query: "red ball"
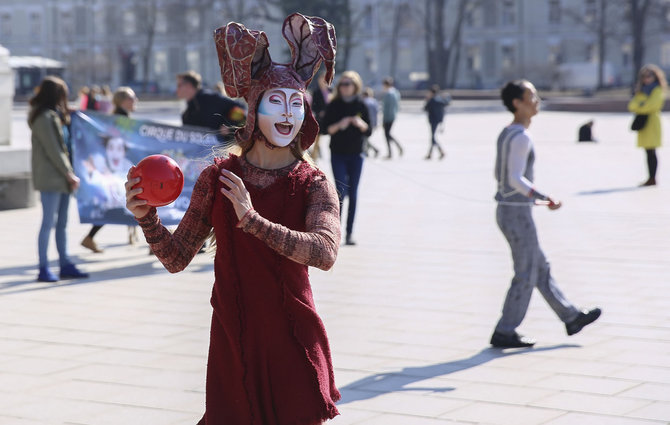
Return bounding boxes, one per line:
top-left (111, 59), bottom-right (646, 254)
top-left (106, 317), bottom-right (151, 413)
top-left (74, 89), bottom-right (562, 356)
top-left (131, 155), bottom-right (184, 207)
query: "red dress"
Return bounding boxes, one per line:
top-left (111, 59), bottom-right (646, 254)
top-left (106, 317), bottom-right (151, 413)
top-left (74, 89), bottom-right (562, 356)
top-left (138, 155), bottom-right (341, 425)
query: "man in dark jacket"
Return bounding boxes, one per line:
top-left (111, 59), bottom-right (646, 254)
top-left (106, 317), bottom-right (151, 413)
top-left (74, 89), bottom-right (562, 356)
top-left (423, 85), bottom-right (450, 159)
top-left (176, 70), bottom-right (246, 143)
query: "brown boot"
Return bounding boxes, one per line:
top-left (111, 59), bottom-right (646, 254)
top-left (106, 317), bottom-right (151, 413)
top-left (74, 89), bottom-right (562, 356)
top-left (81, 236), bottom-right (103, 253)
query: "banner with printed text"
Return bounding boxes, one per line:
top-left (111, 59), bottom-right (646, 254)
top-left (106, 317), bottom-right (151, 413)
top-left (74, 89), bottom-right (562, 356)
top-left (71, 111), bottom-right (219, 225)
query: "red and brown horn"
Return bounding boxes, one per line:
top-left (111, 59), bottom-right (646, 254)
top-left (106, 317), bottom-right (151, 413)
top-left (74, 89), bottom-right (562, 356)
top-left (213, 22), bottom-right (272, 99)
top-left (282, 13), bottom-right (337, 87)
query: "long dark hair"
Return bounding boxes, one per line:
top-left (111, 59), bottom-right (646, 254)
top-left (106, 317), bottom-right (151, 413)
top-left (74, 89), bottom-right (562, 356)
top-left (28, 76), bottom-right (70, 125)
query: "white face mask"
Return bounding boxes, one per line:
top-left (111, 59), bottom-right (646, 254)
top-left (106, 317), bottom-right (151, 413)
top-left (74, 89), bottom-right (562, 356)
top-left (257, 88), bottom-right (305, 147)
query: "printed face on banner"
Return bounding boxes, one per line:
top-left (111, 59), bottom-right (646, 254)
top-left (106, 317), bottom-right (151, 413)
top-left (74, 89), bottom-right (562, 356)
top-left (257, 88), bottom-right (305, 147)
top-left (105, 137), bottom-right (127, 173)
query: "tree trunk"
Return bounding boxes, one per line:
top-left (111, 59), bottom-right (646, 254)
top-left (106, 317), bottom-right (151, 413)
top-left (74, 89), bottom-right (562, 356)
top-left (434, 0), bottom-right (448, 88)
top-left (448, 0), bottom-right (470, 88)
top-left (142, 0), bottom-right (157, 92)
top-left (597, 0), bottom-right (606, 89)
top-left (425, 0), bottom-right (436, 85)
top-left (341, 0), bottom-right (352, 71)
top-left (631, 0), bottom-right (650, 85)
top-left (390, 2), bottom-right (402, 81)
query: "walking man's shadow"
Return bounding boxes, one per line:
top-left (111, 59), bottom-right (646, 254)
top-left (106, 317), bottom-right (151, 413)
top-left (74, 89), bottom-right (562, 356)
top-left (338, 344), bottom-right (579, 405)
top-left (576, 186), bottom-right (640, 196)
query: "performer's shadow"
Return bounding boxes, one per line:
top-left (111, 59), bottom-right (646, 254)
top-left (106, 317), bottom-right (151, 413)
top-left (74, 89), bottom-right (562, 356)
top-left (575, 186), bottom-right (640, 196)
top-left (337, 344), bottom-right (578, 405)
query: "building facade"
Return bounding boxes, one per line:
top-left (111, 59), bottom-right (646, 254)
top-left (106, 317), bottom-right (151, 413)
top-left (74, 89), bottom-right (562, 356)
top-left (347, 0), bottom-right (670, 90)
top-left (2, 0), bottom-right (670, 94)
top-left (0, 0), bottom-right (280, 95)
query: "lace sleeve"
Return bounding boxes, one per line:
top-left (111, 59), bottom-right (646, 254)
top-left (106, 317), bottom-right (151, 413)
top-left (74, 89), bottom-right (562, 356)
top-left (238, 174), bottom-right (341, 271)
top-left (137, 164), bottom-right (217, 273)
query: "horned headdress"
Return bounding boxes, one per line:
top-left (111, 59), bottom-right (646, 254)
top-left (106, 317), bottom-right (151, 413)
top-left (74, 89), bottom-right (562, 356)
top-left (213, 13), bottom-right (337, 150)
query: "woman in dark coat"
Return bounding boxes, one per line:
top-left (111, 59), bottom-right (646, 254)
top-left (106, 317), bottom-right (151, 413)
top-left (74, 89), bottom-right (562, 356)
top-left (322, 70), bottom-right (371, 246)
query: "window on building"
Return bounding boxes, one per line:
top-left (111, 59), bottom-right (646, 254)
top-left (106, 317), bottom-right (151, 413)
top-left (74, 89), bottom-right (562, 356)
top-left (548, 43), bottom-right (563, 64)
top-left (397, 4), bottom-right (412, 33)
top-left (585, 0), bottom-right (597, 24)
top-left (0, 13), bottom-right (11, 38)
top-left (398, 44), bottom-right (412, 74)
top-left (187, 50), bottom-right (200, 72)
top-left (365, 49), bottom-right (378, 73)
top-left (622, 44), bottom-right (631, 67)
top-left (94, 9), bottom-right (105, 35)
top-left (123, 10), bottom-right (136, 36)
top-left (548, 0), bottom-right (561, 24)
top-left (586, 43), bottom-right (596, 62)
top-left (169, 47), bottom-right (181, 75)
top-left (501, 0), bottom-right (516, 26)
top-left (484, 0), bottom-right (497, 27)
top-left (61, 10), bottom-right (74, 37)
top-left (186, 9), bottom-right (200, 32)
top-left (30, 12), bottom-right (41, 39)
top-left (156, 10), bottom-right (168, 33)
top-left (75, 6), bottom-right (86, 36)
top-left (466, 6), bottom-right (482, 27)
top-left (467, 46), bottom-right (481, 71)
top-left (661, 42), bottom-right (670, 68)
top-left (154, 50), bottom-right (168, 77)
top-left (501, 45), bottom-right (515, 69)
top-left (363, 5), bottom-right (373, 34)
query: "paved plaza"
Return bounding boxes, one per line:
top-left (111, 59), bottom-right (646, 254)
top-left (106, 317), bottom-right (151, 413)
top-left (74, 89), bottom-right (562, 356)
top-left (1, 101), bottom-right (669, 424)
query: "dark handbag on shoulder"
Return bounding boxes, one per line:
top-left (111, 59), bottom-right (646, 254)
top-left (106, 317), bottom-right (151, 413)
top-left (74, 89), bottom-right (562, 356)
top-left (631, 114), bottom-right (648, 131)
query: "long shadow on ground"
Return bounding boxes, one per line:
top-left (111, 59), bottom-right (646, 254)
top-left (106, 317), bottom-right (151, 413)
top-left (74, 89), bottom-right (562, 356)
top-left (575, 186), bottom-right (641, 196)
top-left (338, 344), bottom-right (579, 405)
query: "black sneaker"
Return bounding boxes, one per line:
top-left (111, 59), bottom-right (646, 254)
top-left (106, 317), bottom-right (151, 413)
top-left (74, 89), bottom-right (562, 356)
top-left (490, 331), bottom-right (536, 348)
top-left (566, 308), bottom-right (602, 336)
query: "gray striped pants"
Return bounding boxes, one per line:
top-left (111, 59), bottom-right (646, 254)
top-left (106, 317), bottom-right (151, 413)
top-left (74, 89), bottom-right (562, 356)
top-left (494, 204), bottom-right (580, 335)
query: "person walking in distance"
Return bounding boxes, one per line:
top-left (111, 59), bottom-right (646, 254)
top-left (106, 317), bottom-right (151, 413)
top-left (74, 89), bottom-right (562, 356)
top-left (322, 71), bottom-right (371, 246)
top-left (381, 77), bottom-right (403, 159)
top-left (29, 76), bottom-right (89, 282)
top-left (490, 79), bottom-right (601, 348)
top-left (423, 85), bottom-right (449, 160)
top-left (176, 70), bottom-right (246, 144)
top-left (628, 64), bottom-right (666, 186)
top-left (362, 87), bottom-right (380, 158)
top-left (309, 71), bottom-right (332, 161)
top-left (125, 14), bottom-right (341, 424)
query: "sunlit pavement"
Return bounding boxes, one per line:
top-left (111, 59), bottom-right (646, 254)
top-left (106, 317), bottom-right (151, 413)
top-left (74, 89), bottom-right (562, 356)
top-left (1, 102), bottom-right (669, 424)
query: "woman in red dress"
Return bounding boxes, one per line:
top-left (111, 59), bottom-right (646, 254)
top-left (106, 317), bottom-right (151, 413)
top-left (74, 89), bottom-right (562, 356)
top-left (124, 14), bottom-right (340, 425)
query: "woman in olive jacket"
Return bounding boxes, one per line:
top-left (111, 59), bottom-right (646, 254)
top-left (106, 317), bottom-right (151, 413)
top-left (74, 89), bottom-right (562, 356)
top-left (29, 76), bottom-right (89, 282)
top-left (628, 64), bottom-right (666, 186)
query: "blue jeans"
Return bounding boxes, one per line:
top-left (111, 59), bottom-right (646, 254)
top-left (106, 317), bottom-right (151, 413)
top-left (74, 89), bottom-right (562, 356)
top-left (331, 153), bottom-right (364, 237)
top-left (38, 191), bottom-right (72, 268)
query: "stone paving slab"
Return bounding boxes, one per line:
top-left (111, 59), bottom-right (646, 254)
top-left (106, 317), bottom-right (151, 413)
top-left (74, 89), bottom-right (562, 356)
top-left (1, 104), bottom-right (669, 424)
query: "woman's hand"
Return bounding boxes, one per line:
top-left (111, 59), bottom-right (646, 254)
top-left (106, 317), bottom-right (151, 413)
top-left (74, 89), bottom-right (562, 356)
top-left (352, 116), bottom-right (368, 132)
top-left (124, 167), bottom-right (151, 219)
top-left (66, 172), bottom-right (80, 191)
top-left (219, 169), bottom-right (254, 220)
top-left (338, 116), bottom-right (352, 131)
top-left (328, 117), bottom-right (352, 135)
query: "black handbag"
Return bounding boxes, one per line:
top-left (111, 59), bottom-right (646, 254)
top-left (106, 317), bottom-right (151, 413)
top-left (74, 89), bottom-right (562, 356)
top-left (631, 114), bottom-right (648, 131)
